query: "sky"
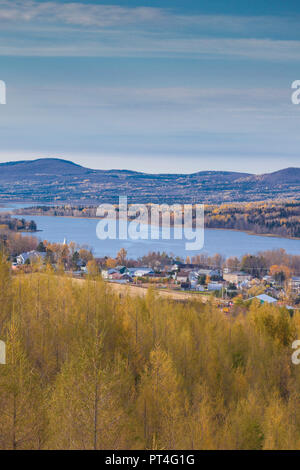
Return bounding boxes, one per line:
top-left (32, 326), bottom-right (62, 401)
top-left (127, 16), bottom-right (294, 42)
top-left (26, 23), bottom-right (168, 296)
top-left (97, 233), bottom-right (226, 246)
top-left (0, 0), bottom-right (300, 174)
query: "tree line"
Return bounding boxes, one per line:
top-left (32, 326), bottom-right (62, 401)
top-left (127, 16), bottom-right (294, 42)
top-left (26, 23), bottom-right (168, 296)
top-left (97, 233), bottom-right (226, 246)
top-left (205, 201), bottom-right (300, 238)
top-left (0, 215), bottom-right (37, 233)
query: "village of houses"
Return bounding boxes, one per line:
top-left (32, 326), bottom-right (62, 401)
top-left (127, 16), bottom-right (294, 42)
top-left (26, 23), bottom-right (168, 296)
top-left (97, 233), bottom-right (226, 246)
top-left (101, 262), bottom-right (300, 311)
top-left (12, 245), bottom-right (300, 313)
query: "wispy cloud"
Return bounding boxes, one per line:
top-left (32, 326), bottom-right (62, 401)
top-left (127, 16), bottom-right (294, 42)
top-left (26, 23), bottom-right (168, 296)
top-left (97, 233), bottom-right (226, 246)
top-left (0, 1), bottom-right (299, 36)
top-left (1, 35), bottom-right (300, 61)
top-left (17, 85), bottom-right (290, 108)
top-left (0, 1), bottom-right (299, 60)
top-left (0, 1), bottom-right (165, 27)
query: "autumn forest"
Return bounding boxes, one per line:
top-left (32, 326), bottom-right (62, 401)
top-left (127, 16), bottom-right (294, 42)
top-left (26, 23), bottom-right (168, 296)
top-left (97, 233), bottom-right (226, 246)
top-left (1, 254), bottom-right (300, 450)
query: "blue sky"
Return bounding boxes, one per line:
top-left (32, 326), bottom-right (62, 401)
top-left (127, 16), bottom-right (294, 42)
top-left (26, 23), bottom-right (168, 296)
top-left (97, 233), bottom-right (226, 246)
top-left (0, 0), bottom-right (300, 173)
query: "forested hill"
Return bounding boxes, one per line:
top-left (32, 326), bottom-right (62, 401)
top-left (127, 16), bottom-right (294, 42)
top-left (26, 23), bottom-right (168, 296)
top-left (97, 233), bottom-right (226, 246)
top-left (0, 158), bottom-right (299, 204)
top-left (0, 265), bottom-right (299, 449)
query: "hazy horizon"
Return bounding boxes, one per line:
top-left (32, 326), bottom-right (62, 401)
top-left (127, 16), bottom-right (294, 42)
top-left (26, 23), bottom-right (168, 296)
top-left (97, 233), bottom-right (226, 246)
top-left (0, 155), bottom-right (299, 176)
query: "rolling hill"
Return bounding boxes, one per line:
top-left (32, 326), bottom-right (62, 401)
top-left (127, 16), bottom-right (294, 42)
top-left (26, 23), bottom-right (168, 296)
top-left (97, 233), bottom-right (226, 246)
top-left (0, 158), bottom-right (299, 204)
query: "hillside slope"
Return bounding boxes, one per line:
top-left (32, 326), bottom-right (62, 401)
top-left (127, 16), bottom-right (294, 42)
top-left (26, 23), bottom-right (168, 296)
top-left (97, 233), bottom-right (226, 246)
top-left (0, 158), bottom-right (299, 203)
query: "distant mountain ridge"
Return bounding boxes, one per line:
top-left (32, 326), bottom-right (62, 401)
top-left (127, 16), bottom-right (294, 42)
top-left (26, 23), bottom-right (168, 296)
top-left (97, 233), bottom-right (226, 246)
top-left (0, 158), bottom-right (299, 204)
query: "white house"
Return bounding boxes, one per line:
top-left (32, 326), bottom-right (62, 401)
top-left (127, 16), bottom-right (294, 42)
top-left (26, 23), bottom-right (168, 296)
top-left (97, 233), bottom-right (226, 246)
top-left (251, 294), bottom-right (278, 304)
top-left (132, 268), bottom-right (154, 277)
top-left (223, 271), bottom-right (252, 284)
top-left (207, 282), bottom-right (223, 291)
top-left (17, 251), bottom-right (47, 265)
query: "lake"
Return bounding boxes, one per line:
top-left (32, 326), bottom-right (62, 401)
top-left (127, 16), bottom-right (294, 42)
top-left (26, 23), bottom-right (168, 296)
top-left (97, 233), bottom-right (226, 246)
top-left (7, 212), bottom-right (300, 259)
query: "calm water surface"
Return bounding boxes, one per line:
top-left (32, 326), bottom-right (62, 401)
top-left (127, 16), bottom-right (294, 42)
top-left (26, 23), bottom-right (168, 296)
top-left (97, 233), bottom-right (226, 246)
top-left (9, 213), bottom-right (300, 258)
top-left (1, 203), bottom-right (299, 258)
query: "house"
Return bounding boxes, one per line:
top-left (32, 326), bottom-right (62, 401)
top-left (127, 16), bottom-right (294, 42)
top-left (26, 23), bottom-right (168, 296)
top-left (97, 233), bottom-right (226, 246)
top-left (263, 275), bottom-right (275, 285)
top-left (290, 277), bottom-right (300, 294)
top-left (196, 268), bottom-right (221, 279)
top-left (101, 268), bottom-right (118, 279)
top-left (251, 294), bottom-right (278, 305)
top-left (223, 271), bottom-right (251, 284)
top-left (16, 251), bottom-right (47, 265)
top-left (176, 270), bottom-right (191, 283)
top-left (120, 273), bottom-right (133, 283)
top-left (207, 282), bottom-right (223, 291)
top-left (171, 261), bottom-right (185, 271)
top-left (110, 272), bottom-right (123, 280)
top-left (189, 272), bottom-right (199, 288)
top-left (239, 280), bottom-right (251, 289)
top-left (132, 268), bottom-right (154, 277)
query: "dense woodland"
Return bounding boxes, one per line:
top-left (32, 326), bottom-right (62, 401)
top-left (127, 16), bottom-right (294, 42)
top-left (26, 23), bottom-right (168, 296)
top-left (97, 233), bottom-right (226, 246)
top-left (15, 200), bottom-right (300, 239)
top-left (205, 201), bottom-right (300, 238)
top-left (1, 255), bottom-right (300, 450)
